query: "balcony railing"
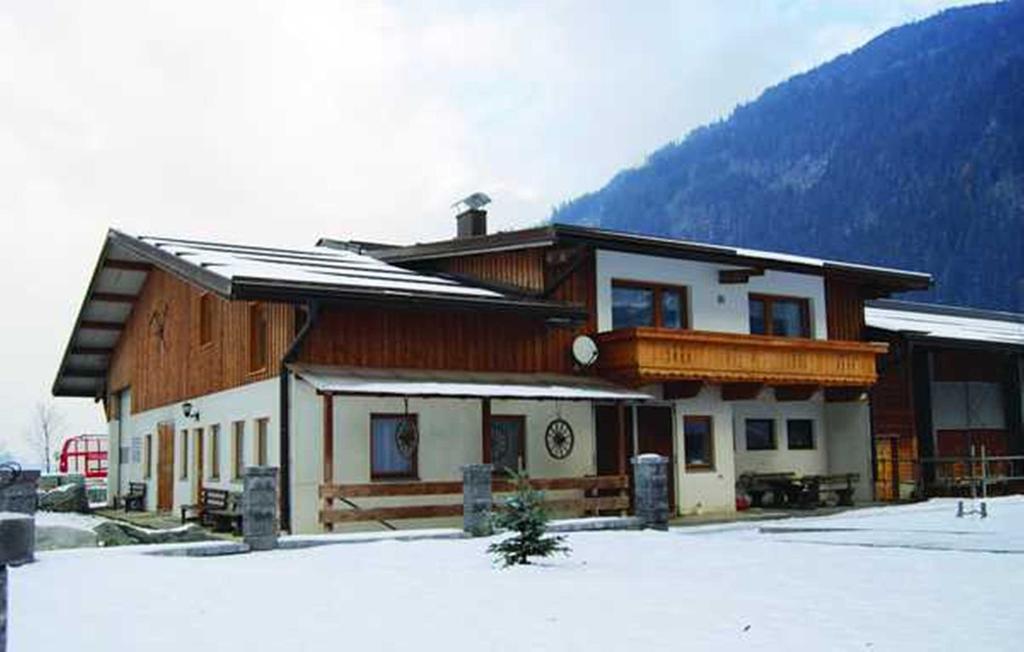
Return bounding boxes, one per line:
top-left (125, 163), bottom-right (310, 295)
top-left (595, 327), bottom-right (887, 387)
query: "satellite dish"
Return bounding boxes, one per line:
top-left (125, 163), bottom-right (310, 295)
top-left (571, 335), bottom-right (599, 368)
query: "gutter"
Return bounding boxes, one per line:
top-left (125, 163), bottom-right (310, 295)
top-left (279, 300), bottom-right (320, 533)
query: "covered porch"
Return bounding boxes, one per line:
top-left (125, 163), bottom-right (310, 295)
top-left (287, 364), bottom-right (651, 533)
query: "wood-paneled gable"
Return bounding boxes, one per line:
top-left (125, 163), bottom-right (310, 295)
top-left (825, 278), bottom-right (866, 341)
top-left (431, 248), bottom-right (547, 293)
top-left (107, 269), bottom-right (295, 415)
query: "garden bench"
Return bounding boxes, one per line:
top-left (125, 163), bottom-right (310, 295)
top-left (181, 488), bottom-right (242, 534)
top-left (814, 473), bottom-right (860, 506)
top-left (124, 482), bottom-right (146, 512)
top-left (738, 472), bottom-right (796, 508)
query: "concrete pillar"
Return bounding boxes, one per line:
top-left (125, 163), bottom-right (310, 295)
top-left (461, 464), bottom-right (493, 536)
top-left (632, 454), bottom-right (670, 530)
top-left (0, 472), bottom-right (39, 515)
top-left (242, 467), bottom-right (279, 551)
top-left (1, 512), bottom-right (35, 652)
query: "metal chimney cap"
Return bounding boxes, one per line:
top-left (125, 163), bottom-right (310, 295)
top-left (451, 192), bottom-right (491, 214)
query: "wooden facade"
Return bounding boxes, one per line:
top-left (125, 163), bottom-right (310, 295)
top-left (107, 269), bottom-right (295, 415)
top-left (596, 327), bottom-right (886, 387)
top-left (300, 247), bottom-right (598, 375)
top-left (825, 278), bottom-right (866, 341)
top-left (431, 248), bottom-right (547, 293)
top-left (298, 305), bottom-right (579, 374)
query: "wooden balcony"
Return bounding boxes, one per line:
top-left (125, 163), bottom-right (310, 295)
top-left (596, 327), bottom-right (887, 387)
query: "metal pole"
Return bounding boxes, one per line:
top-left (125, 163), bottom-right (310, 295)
top-left (0, 564), bottom-right (7, 652)
top-left (981, 444), bottom-right (988, 500)
top-left (969, 444), bottom-right (977, 502)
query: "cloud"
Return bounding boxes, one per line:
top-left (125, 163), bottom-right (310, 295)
top-left (0, 0), bottom-right (977, 457)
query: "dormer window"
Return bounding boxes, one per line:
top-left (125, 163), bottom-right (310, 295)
top-left (749, 294), bottom-right (810, 338)
top-left (611, 280), bottom-right (688, 330)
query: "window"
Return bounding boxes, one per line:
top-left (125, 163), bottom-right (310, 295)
top-left (255, 418), bottom-right (269, 466)
top-left (490, 416), bottom-right (525, 475)
top-left (683, 416), bottom-right (714, 470)
top-left (198, 293), bottom-right (214, 347)
top-left (370, 414), bottom-right (418, 480)
top-left (232, 421), bottom-right (245, 480)
top-left (194, 428), bottom-right (204, 479)
top-left (745, 419), bottom-right (776, 451)
top-left (143, 434), bottom-right (153, 478)
top-left (749, 294), bottom-right (810, 338)
top-left (180, 430), bottom-right (189, 480)
top-left (787, 419), bottom-right (815, 450)
top-left (248, 303), bottom-right (268, 372)
top-left (209, 425), bottom-right (221, 480)
top-left (611, 281), bottom-right (688, 330)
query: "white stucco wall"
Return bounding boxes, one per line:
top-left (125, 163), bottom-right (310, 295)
top-left (323, 396), bottom-right (595, 488)
top-left (824, 401), bottom-right (874, 502)
top-left (732, 391), bottom-right (829, 477)
top-left (287, 394), bottom-right (599, 534)
top-left (594, 249), bottom-right (828, 338)
top-left (672, 386), bottom-right (737, 515)
top-left (108, 378), bottom-right (280, 512)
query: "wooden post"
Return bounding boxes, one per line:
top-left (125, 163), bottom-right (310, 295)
top-left (617, 401), bottom-right (628, 514)
top-left (322, 394), bottom-right (334, 532)
top-left (481, 398), bottom-right (492, 464)
top-left (616, 402), bottom-right (627, 475)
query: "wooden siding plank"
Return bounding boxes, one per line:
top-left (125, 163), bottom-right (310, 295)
top-left (107, 269), bottom-right (294, 414)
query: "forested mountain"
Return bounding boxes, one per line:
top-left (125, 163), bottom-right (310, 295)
top-left (553, 1), bottom-right (1024, 311)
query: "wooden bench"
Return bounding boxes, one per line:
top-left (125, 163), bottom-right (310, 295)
top-left (738, 472), bottom-right (796, 508)
top-left (739, 472), bottom-right (860, 508)
top-left (814, 473), bottom-right (860, 507)
top-left (124, 482), bottom-right (146, 512)
top-left (181, 488), bottom-right (242, 533)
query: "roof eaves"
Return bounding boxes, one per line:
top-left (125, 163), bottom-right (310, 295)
top-left (231, 277), bottom-right (588, 321)
top-left (111, 230), bottom-right (233, 298)
top-left (373, 225), bottom-right (558, 263)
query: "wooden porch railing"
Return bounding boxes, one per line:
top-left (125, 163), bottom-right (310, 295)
top-left (318, 475), bottom-right (630, 526)
top-left (596, 327), bottom-right (886, 387)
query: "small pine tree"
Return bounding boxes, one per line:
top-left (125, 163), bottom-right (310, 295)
top-left (488, 470), bottom-right (569, 567)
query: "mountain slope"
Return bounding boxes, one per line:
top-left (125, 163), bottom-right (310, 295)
top-left (553, 2), bottom-right (1024, 311)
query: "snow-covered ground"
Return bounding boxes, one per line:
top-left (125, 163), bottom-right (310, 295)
top-left (11, 498), bottom-right (1024, 651)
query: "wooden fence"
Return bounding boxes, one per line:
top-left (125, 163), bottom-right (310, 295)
top-left (319, 475), bottom-right (630, 527)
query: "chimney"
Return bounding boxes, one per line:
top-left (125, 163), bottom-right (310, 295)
top-left (452, 192), bottom-right (491, 239)
top-left (456, 208), bottom-right (487, 238)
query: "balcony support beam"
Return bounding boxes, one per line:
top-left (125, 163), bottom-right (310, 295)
top-left (722, 383), bottom-right (763, 401)
top-left (663, 381), bottom-right (704, 400)
top-left (773, 385), bottom-right (819, 402)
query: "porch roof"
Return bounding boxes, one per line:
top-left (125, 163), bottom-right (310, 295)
top-left (289, 364), bottom-right (653, 401)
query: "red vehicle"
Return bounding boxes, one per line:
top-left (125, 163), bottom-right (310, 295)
top-left (59, 434), bottom-right (108, 479)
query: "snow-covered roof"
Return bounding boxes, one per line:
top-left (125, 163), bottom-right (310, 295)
top-left (371, 223), bottom-right (932, 292)
top-left (865, 300), bottom-right (1024, 347)
top-left (52, 230), bottom-right (585, 398)
top-left (139, 234), bottom-right (503, 300)
top-left (291, 364), bottom-right (652, 401)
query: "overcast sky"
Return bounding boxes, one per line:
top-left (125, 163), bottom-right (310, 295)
top-left (0, 0), bottom-right (977, 464)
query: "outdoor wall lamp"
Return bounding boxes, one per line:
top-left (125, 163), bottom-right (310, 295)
top-left (182, 402), bottom-right (200, 421)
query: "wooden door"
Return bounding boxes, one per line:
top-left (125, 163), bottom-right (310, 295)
top-left (157, 423), bottom-right (175, 511)
top-left (636, 405), bottom-right (676, 512)
top-left (595, 404), bottom-right (632, 475)
top-left (874, 436), bottom-right (898, 501)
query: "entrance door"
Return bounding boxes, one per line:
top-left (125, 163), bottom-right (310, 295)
top-left (594, 404), bottom-right (632, 476)
top-left (636, 405), bottom-right (676, 512)
top-left (157, 422), bottom-right (175, 511)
